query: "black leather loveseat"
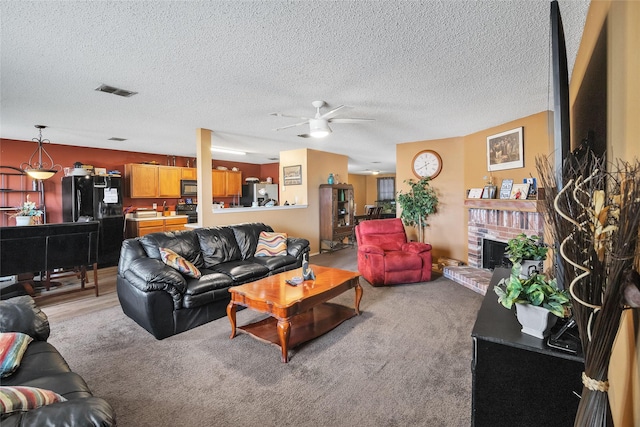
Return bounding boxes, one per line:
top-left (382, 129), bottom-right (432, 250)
top-left (117, 222), bottom-right (310, 339)
top-left (0, 296), bottom-right (116, 426)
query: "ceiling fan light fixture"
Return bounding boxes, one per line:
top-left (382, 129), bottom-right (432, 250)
top-left (309, 119), bottom-right (331, 138)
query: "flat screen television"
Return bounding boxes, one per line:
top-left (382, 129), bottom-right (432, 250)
top-left (551, 0), bottom-right (570, 188)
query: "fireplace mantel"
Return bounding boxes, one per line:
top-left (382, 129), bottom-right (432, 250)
top-left (464, 198), bottom-right (545, 213)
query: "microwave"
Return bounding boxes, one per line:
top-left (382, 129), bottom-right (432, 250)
top-left (180, 180), bottom-right (197, 196)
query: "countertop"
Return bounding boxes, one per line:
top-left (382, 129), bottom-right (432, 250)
top-left (211, 204), bottom-right (307, 214)
top-left (125, 214), bottom-right (189, 222)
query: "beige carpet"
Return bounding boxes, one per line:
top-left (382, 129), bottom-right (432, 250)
top-left (47, 248), bottom-right (483, 426)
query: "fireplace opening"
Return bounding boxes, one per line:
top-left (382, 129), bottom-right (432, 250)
top-left (482, 239), bottom-right (510, 270)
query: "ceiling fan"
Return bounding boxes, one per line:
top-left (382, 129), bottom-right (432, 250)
top-left (270, 100), bottom-right (374, 138)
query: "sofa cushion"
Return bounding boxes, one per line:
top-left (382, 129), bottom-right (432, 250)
top-left (0, 333), bottom-right (32, 378)
top-left (159, 247), bottom-right (202, 279)
top-left (0, 386), bottom-right (67, 415)
top-left (248, 255), bottom-right (298, 272)
top-left (230, 223), bottom-right (273, 259)
top-left (182, 269), bottom-right (234, 310)
top-left (212, 260), bottom-right (270, 283)
top-left (0, 296), bottom-right (50, 341)
top-left (1, 342), bottom-right (71, 387)
top-left (140, 230), bottom-right (203, 268)
top-left (254, 231), bottom-right (288, 257)
top-left (195, 227), bottom-right (243, 268)
top-left (184, 270), bottom-right (234, 296)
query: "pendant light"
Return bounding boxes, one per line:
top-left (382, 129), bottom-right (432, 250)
top-left (21, 125), bottom-right (61, 180)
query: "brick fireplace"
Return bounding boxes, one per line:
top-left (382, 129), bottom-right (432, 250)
top-left (444, 199), bottom-right (545, 295)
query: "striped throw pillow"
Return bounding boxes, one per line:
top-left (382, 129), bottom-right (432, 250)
top-left (0, 386), bottom-right (67, 415)
top-left (159, 247), bottom-right (202, 279)
top-left (0, 333), bottom-right (32, 378)
top-left (255, 231), bottom-right (288, 257)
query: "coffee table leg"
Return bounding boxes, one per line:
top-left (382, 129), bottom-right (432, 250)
top-left (354, 283), bottom-right (363, 315)
top-left (227, 302), bottom-right (237, 339)
top-left (277, 318), bottom-right (291, 363)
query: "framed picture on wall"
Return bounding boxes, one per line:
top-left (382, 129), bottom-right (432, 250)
top-left (283, 165), bottom-right (302, 186)
top-left (487, 127), bottom-right (524, 171)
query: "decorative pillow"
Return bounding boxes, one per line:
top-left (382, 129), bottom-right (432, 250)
top-left (0, 333), bottom-right (33, 378)
top-left (159, 247), bottom-right (201, 279)
top-left (255, 231), bottom-right (288, 257)
top-left (0, 386), bottom-right (67, 415)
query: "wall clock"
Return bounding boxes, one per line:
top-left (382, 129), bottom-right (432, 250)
top-left (412, 150), bottom-right (442, 179)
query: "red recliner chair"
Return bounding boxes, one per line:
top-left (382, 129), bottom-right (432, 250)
top-left (355, 218), bottom-right (432, 286)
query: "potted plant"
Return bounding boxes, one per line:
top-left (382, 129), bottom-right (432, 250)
top-left (505, 233), bottom-right (548, 278)
top-left (9, 196), bottom-right (43, 226)
top-left (397, 177), bottom-right (438, 243)
top-left (494, 271), bottom-right (571, 338)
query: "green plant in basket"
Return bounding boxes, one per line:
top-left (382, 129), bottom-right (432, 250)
top-left (494, 270), bottom-right (571, 318)
top-left (505, 233), bottom-right (548, 264)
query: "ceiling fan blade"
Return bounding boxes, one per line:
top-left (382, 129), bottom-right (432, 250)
top-left (328, 118), bottom-right (375, 123)
top-left (274, 120), bottom-right (310, 131)
top-left (319, 105), bottom-right (349, 120)
top-left (269, 112), bottom-right (311, 120)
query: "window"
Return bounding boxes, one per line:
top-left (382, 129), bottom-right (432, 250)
top-left (377, 177), bottom-right (395, 201)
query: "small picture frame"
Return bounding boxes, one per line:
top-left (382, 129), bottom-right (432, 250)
top-left (524, 177), bottom-right (537, 199)
top-left (468, 188), bottom-right (484, 199)
top-left (283, 165), bottom-right (302, 186)
top-left (482, 185), bottom-right (497, 199)
top-left (487, 127), bottom-right (524, 171)
top-left (499, 179), bottom-right (514, 199)
top-left (510, 183), bottom-right (530, 200)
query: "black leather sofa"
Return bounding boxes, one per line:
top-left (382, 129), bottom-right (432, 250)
top-left (117, 222), bottom-right (310, 339)
top-left (0, 296), bottom-right (116, 426)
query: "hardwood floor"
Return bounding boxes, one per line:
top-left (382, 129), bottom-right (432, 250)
top-left (35, 266), bottom-right (120, 323)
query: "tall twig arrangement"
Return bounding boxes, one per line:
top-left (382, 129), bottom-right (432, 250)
top-left (536, 153), bottom-right (640, 426)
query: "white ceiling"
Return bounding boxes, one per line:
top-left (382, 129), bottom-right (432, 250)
top-left (1, 0), bottom-right (590, 174)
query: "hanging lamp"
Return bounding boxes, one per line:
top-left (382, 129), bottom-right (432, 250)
top-left (21, 125), bottom-right (61, 180)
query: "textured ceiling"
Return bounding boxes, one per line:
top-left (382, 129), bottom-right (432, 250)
top-left (0, 1), bottom-right (590, 174)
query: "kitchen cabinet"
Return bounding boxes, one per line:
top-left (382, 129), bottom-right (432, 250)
top-left (227, 170), bottom-right (242, 196)
top-left (181, 168), bottom-right (197, 179)
top-left (158, 166), bottom-right (181, 198)
top-left (125, 163), bottom-right (182, 198)
top-left (319, 184), bottom-right (354, 253)
top-left (125, 216), bottom-right (188, 238)
top-left (125, 164), bottom-right (158, 198)
top-left (212, 169), bottom-right (242, 198)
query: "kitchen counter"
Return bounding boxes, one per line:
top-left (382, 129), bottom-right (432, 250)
top-left (125, 214), bottom-right (189, 221)
top-left (211, 204), bottom-right (307, 214)
top-left (125, 214), bottom-right (189, 238)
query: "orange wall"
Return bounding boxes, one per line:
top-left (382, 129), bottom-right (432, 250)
top-left (0, 138), bottom-right (277, 224)
top-left (571, 1), bottom-right (640, 425)
top-left (396, 136), bottom-right (465, 261)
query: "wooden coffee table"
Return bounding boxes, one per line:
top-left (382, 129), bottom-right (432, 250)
top-left (227, 265), bottom-right (362, 363)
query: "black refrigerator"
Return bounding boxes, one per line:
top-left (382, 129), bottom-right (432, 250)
top-left (62, 175), bottom-right (124, 267)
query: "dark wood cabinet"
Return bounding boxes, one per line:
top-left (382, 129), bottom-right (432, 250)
top-left (319, 184), bottom-right (354, 253)
top-left (471, 275), bottom-right (584, 426)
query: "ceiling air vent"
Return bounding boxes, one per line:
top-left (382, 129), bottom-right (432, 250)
top-left (108, 137), bottom-right (127, 142)
top-left (95, 84), bottom-right (138, 98)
